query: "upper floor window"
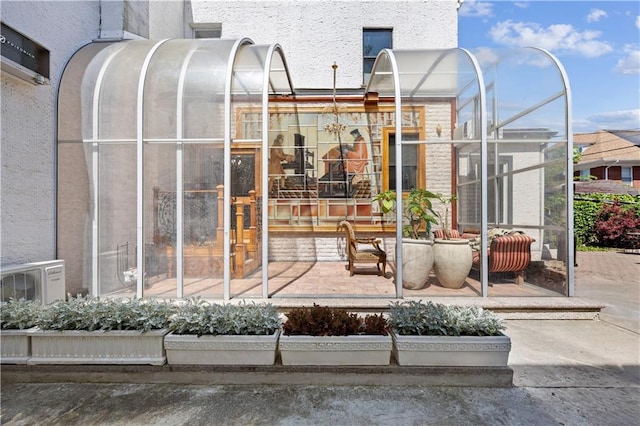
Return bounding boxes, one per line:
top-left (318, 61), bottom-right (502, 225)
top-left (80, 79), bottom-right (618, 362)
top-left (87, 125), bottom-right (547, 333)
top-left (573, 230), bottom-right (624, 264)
top-left (363, 28), bottom-right (392, 85)
top-left (190, 23), bottom-right (222, 39)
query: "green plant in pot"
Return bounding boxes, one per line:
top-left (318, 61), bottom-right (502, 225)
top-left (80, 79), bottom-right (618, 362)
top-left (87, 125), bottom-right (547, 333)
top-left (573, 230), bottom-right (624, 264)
top-left (279, 304), bottom-right (392, 366)
top-left (28, 295), bottom-right (177, 365)
top-left (1, 298), bottom-right (39, 331)
top-left (374, 188), bottom-right (440, 289)
top-left (388, 300), bottom-right (511, 366)
top-left (164, 299), bottom-right (282, 365)
top-left (1, 299), bottom-right (40, 364)
top-left (374, 188), bottom-right (440, 239)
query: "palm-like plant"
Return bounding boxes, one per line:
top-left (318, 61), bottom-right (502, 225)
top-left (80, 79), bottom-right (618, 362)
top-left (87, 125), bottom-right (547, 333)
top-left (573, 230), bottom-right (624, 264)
top-left (374, 188), bottom-right (440, 239)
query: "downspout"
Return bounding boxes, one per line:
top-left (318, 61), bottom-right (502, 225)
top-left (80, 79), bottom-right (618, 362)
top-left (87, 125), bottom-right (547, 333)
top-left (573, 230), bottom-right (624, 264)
top-left (604, 159), bottom-right (619, 180)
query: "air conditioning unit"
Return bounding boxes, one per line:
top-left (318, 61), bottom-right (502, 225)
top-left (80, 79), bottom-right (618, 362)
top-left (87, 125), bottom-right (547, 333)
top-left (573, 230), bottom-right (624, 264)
top-left (0, 260), bottom-right (66, 304)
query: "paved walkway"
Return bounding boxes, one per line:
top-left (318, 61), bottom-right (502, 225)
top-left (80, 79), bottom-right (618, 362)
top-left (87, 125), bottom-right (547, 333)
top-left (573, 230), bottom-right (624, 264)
top-left (1, 251), bottom-right (638, 425)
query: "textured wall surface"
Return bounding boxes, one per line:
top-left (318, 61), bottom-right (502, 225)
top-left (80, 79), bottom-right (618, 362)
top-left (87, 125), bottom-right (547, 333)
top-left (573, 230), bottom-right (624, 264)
top-left (1, 1), bottom-right (100, 266)
top-left (189, 0), bottom-right (458, 89)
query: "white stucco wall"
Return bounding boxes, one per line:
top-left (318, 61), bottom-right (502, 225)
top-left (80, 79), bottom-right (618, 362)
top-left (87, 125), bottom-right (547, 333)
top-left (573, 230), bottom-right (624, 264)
top-left (188, 0), bottom-right (458, 89)
top-left (1, 1), bottom-right (100, 266)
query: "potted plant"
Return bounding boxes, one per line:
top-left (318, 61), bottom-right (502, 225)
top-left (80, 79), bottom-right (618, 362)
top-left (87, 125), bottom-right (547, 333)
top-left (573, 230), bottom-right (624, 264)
top-left (374, 188), bottom-right (440, 289)
top-left (430, 193), bottom-right (473, 289)
top-left (388, 300), bottom-right (511, 366)
top-left (28, 295), bottom-right (176, 365)
top-left (279, 304), bottom-right (391, 365)
top-left (1, 299), bottom-right (39, 364)
top-left (164, 299), bottom-right (281, 365)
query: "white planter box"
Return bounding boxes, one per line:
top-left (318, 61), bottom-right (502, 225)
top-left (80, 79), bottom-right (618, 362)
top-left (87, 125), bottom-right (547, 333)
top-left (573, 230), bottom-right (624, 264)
top-left (391, 332), bottom-right (511, 366)
top-left (28, 329), bottom-right (168, 365)
top-left (279, 334), bottom-right (392, 366)
top-left (0, 329), bottom-right (34, 364)
top-left (164, 331), bottom-right (280, 365)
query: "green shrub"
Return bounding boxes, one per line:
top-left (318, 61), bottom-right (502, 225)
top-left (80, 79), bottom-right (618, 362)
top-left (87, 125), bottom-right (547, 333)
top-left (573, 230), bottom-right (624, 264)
top-left (1, 299), bottom-right (39, 330)
top-left (168, 299), bottom-right (281, 336)
top-left (388, 300), bottom-right (505, 337)
top-left (35, 295), bottom-right (176, 332)
top-left (574, 193), bottom-right (640, 247)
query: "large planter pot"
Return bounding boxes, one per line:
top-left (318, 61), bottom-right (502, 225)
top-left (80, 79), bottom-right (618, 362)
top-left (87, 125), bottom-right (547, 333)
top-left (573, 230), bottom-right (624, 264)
top-left (164, 330), bottom-right (280, 365)
top-left (28, 329), bottom-right (169, 365)
top-left (0, 329), bottom-right (34, 364)
top-left (401, 238), bottom-right (434, 290)
top-left (432, 238), bottom-right (473, 289)
top-left (391, 331), bottom-right (511, 366)
top-left (279, 334), bottom-right (392, 366)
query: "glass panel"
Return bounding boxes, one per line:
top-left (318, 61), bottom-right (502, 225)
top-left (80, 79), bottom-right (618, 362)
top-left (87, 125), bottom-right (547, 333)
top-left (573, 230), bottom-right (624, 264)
top-left (183, 144), bottom-right (224, 298)
top-left (97, 143), bottom-right (137, 297)
top-left (141, 144), bottom-right (176, 297)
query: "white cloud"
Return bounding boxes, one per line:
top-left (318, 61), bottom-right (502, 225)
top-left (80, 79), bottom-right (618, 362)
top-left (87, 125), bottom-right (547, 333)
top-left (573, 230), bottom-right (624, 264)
top-left (471, 46), bottom-right (500, 66)
top-left (582, 109), bottom-right (640, 131)
top-left (488, 20), bottom-right (613, 57)
top-left (459, 0), bottom-right (493, 18)
top-left (586, 9), bottom-right (607, 23)
top-left (636, 16), bottom-right (640, 29)
top-left (514, 2), bottom-right (528, 9)
top-left (614, 44), bottom-right (640, 75)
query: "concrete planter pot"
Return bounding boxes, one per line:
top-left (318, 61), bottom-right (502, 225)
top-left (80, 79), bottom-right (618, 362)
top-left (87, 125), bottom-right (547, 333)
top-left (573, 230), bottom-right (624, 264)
top-left (164, 330), bottom-right (280, 365)
top-left (401, 238), bottom-right (434, 289)
top-left (28, 329), bottom-right (169, 365)
top-left (0, 329), bottom-right (34, 364)
top-left (432, 238), bottom-right (473, 289)
top-left (391, 331), bottom-right (511, 366)
top-left (279, 334), bottom-right (392, 366)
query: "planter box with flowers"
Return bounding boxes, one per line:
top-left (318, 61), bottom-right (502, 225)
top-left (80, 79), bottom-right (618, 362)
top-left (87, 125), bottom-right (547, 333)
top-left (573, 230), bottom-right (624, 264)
top-left (164, 299), bottom-right (281, 365)
top-left (28, 296), bottom-right (175, 365)
top-left (388, 301), bottom-right (511, 366)
top-left (279, 304), bottom-right (391, 366)
top-left (1, 299), bottom-right (39, 364)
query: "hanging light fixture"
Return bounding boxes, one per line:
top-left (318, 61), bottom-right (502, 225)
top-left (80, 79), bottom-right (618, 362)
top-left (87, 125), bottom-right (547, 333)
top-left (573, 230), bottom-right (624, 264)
top-left (323, 62), bottom-right (348, 137)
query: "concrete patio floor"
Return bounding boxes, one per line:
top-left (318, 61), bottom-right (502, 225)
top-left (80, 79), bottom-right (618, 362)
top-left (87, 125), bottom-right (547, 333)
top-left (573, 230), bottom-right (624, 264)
top-left (1, 251), bottom-right (638, 425)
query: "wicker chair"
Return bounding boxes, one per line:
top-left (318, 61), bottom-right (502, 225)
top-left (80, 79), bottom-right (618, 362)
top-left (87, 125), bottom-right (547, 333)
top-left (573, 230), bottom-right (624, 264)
top-left (339, 220), bottom-right (387, 276)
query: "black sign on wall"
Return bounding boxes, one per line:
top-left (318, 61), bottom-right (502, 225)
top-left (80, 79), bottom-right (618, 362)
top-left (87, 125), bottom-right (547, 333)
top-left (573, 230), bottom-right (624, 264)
top-left (1, 22), bottom-right (50, 78)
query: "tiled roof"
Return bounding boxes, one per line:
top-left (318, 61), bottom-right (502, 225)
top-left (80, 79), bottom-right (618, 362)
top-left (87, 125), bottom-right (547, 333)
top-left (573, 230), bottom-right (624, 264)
top-left (575, 130), bottom-right (640, 162)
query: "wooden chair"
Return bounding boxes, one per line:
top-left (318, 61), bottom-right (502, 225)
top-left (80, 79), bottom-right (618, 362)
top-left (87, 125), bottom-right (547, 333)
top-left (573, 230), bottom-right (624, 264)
top-left (339, 220), bottom-right (387, 276)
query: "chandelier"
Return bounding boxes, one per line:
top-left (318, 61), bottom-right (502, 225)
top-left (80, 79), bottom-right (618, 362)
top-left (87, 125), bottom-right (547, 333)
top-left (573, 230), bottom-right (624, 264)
top-left (323, 63), bottom-right (348, 137)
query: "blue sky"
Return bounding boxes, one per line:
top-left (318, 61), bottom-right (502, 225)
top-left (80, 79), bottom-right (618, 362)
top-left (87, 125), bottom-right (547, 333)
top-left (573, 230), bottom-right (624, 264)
top-left (458, 0), bottom-right (640, 134)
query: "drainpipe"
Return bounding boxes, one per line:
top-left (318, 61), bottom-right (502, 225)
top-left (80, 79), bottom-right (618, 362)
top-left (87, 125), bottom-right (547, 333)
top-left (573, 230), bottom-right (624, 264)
top-left (604, 159), bottom-right (619, 180)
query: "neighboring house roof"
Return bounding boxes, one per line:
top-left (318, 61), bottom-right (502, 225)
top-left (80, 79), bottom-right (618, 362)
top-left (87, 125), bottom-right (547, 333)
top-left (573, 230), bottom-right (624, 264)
top-left (574, 180), bottom-right (640, 195)
top-left (574, 130), bottom-right (640, 170)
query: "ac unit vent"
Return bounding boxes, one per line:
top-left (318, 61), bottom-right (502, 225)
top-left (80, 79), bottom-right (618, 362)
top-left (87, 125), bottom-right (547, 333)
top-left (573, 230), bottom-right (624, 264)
top-left (0, 260), bottom-right (65, 305)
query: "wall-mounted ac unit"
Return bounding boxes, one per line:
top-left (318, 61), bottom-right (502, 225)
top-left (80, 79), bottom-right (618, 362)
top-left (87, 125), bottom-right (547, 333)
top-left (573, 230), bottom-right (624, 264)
top-left (0, 260), bottom-right (65, 304)
top-left (453, 120), bottom-right (474, 140)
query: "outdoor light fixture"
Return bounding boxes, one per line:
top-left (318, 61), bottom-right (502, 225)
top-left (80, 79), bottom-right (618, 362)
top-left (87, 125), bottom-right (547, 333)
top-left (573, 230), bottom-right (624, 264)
top-left (436, 123), bottom-right (443, 137)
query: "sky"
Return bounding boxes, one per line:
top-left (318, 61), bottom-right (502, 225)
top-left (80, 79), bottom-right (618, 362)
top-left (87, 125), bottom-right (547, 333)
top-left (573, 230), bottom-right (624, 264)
top-left (458, 0), bottom-right (640, 134)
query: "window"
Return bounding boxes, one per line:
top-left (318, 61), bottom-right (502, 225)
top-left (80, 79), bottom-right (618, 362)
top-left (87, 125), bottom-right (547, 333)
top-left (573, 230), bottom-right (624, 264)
top-left (621, 167), bottom-right (632, 185)
top-left (190, 23), bottom-right (222, 39)
top-left (363, 28), bottom-right (392, 85)
top-left (381, 128), bottom-right (425, 192)
top-left (580, 169), bottom-right (590, 181)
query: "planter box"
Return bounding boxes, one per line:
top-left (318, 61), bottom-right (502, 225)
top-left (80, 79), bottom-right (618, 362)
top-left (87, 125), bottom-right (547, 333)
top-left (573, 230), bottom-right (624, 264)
top-left (0, 329), bottom-right (34, 364)
top-left (279, 334), bottom-right (392, 366)
top-left (28, 329), bottom-right (168, 365)
top-left (392, 332), bottom-right (511, 367)
top-left (164, 331), bottom-right (280, 365)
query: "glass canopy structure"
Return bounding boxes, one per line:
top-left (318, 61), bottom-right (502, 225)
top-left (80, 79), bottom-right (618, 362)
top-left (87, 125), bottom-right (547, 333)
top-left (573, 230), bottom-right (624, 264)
top-left (366, 47), bottom-right (573, 297)
top-left (58, 41), bottom-right (573, 299)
